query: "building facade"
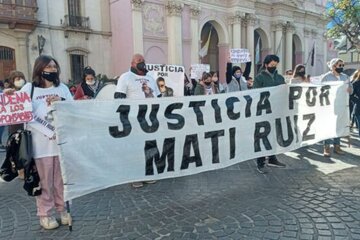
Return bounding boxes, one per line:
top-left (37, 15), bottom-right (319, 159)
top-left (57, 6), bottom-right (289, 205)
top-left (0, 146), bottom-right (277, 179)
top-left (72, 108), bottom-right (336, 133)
top-left (0, 0), bottom-right (112, 83)
top-left (110, 0), bottom-right (329, 80)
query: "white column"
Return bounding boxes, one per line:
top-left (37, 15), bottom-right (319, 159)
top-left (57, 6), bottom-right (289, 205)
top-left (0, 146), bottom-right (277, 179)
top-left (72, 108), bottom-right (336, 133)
top-left (246, 15), bottom-right (256, 78)
top-left (303, 28), bottom-right (311, 69)
top-left (190, 6), bottom-right (200, 64)
top-left (16, 36), bottom-right (30, 79)
top-left (274, 22), bottom-right (284, 75)
top-left (232, 13), bottom-right (242, 49)
top-left (131, 0), bottom-right (144, 54)
top-left (323, 35), bottom-right (328, 74)
top-left (241, 21), bottom-right (246, 48)
top-left (285, 23), bottom-right (294, 72)
top-left (166, 1), bottom-right (183, 65)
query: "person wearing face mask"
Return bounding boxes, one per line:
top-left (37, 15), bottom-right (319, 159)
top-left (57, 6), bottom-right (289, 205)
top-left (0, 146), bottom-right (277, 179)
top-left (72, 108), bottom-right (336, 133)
top-left (253, 54), bottom-right (286, 174)
top-left (74, 66), bottom-right (103, 100)
top-left (225, 61), bottom-right (251, 92)
top-left (19, 55), bottom-right (73, 230)
top-left (194, 72), bottom-right (218, 95)
top-left (157, 77), bottom-right (173, 97)
top-left (290, 64), bottom-right (309, 84)
top-left (3, 71), bottom-right (28, 137)
top-left (114, 53), bottom-right (160, 188)
top-left (321, 58), bottom-right (353, 157)
top-left (114, 53), bottom-right (160, 100)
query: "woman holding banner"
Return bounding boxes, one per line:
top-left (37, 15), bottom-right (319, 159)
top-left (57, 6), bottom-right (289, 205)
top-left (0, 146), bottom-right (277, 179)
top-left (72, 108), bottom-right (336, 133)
top-left (194, 72), bottom-right (218, 95)
top-left (321, 58), bottom-right (353, 157)
top-left (290, 64), bottom-right (309, 84)
top-left (21, 55), bottom-right (73, 230)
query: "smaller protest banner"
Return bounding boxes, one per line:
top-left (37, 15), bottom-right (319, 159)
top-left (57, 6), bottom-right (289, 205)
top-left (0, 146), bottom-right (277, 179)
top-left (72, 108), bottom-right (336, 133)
top-left (190, 64), bottom-right (210, 80)
top-left (146, 64), bottom-right (185, 97)
top-left (230, 48), bottom-right (251, 63)
top-left (0, 91), bottom-right (33, 126)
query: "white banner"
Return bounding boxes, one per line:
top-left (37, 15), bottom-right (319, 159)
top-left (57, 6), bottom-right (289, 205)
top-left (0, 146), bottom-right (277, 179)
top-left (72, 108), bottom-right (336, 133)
top-left (146, 64), bottom-right (185, 97)
top-left (53, 83), bottom-right (349, 201)
top-left (0, 91), bottom-right (33, 126)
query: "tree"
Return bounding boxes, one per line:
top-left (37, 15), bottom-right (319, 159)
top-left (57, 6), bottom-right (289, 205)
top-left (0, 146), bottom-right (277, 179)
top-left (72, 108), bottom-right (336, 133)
top-left (325, 0), bottom-right (360, 50)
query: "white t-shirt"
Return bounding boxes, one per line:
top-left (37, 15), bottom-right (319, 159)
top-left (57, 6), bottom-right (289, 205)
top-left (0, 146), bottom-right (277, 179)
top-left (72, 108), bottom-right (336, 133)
top-left (21, 82), bottom-right (73, 158)
top-left (115, 70), bottom-right (160, 99)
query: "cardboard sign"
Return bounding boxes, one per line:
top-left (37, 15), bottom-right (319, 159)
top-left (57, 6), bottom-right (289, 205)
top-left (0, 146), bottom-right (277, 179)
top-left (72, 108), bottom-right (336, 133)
top-left (230, 48), bottom-right (251, 63)
top-left (0, 91), bottom-right (33, 126)
top-left (190, 64), bottom-right (210, 80)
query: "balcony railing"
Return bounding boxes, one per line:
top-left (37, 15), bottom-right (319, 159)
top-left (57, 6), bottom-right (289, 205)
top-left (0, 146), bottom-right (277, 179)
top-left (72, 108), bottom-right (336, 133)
top-left (0, 0), bottom-right (38, 30)
top-left (63, 15), bottom-right (90, 29)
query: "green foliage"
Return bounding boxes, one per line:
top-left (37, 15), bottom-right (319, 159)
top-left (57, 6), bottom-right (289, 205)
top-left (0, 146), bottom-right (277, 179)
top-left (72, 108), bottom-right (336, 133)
top-left (325, 0), bottom-right (360, 50)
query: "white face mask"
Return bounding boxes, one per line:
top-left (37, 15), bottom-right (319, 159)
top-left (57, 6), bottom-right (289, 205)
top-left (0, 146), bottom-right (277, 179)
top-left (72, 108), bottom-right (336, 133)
top-left (14, 79), bottom-right (26, 89)
top-left (86, 80), bottom-right (95, 86)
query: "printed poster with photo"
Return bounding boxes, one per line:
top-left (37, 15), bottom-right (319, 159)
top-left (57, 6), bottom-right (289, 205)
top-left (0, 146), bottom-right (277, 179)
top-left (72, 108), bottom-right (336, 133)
top-left (146, 64), bottom-right (185, 97)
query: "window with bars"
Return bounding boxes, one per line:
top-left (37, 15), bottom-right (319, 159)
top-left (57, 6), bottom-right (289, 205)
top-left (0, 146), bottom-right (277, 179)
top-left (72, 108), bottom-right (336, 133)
top-left (0, 46), bottom-right (14, 60)
top-left (70, 54), bottom-right (85, 84)
top-left (68, 0), bottom-right (81, 27)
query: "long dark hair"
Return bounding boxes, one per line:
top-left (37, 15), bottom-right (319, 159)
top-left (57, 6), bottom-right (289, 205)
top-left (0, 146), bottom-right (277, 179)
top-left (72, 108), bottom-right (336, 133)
top-left (32, 55), bottom-right (61, 87)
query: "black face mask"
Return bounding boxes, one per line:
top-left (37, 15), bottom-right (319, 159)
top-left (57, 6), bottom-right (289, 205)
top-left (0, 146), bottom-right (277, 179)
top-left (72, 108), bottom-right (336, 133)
top-left (298, 72), bottom-right (306, 77)
top-left (204, 81), bottom-right (212, 86)
top-left (41, 71), bottom-right (58, 82)
top-left (136, 62), bottom-right (147, 72)
top-left (335, 67), bottom-right (343, 73)
top-left (267, 67), bottom-right (277, 74)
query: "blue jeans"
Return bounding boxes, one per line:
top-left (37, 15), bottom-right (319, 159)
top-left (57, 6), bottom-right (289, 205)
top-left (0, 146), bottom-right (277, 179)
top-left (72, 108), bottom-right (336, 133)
top-left (324, 137), bottom-right (340, 146)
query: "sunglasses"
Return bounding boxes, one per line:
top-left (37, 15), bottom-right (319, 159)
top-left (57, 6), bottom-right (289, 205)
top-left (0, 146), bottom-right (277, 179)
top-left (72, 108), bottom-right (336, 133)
top-left (337, 64), bottom-right (344, 67)
top-left (159, 85), bottom-right (165, 87)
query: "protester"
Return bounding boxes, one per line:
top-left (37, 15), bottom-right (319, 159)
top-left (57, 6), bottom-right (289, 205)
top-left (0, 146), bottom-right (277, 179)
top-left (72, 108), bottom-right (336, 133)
top-left (225, 61), bottom-right (251, 92)
top-left (194, 72), bottom-right (218, 95)
top-left (114, 53), bottom-right (160, 188)
top-left (247, 76), bottom-right (254, 89)
top-left (290, 64), bottom-right (310, 84)
top-left (253, 54), bottom-right (286, 173)
top-left (321, 58), bottom-right (353, 157)
top-left (157, 77), bottom-right (173, 97)
top-left (74, 66), bottom-right (103, 100)
top-left (20, 55), bottom-right (73, 230)
top-left (284, 69), bottom-right (293, 84)
top-left (4, 70), bottom-right (28, 136)
top-left (350, 69), bottom-right (360, 136)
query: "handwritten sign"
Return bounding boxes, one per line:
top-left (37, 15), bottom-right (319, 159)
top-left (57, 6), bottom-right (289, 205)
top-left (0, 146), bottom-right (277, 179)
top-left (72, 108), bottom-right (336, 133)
top-left (190, 64), bottom-right (210, 80)
top-left (230, 48), bottom-right (251, 63)
top-left (0, 92), bottom-right (33, 126)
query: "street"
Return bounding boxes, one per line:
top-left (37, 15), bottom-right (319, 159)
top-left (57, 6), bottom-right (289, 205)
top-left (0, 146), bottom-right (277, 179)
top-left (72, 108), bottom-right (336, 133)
top-left (1, 131), bottom-right (360, 240)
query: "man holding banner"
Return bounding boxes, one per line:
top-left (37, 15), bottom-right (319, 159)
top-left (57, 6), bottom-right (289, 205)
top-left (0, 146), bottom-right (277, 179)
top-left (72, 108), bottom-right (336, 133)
top-left (253, 54), bottom-right (286, 174)
top-left (114, 53), bottom-right (160, 188)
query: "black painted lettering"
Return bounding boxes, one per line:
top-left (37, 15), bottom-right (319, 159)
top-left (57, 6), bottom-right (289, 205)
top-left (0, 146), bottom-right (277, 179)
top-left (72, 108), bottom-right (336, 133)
top-left (137, 104), bottom-right (160, 133)
top-left (164, 103), bottom-right (184, 130)
top-left (180, 134), bottom-right (202, 169)
top-left (144, 138), bottom-right (175, 175)
top-left (204, 130), bottom-right (225, 164)
top-left (211, 99), bottom-right (222, 123)
top-left (189, 101), bottom-right (206, 125)
top-left (288, 87), bottom-right (302, 110)
top-left (302, 113), bottom-right (315, 141)
top-left (256, 91), bottom-right (272, 116)
top-left (225, 97), bottom-right (240, 120)
top-left (109, 105), bottom-right (132, 138)
top-left (254, 121), bottom-right (272, 152)
top-left (275, 117), bottom-right (293, 147)
top-left (319, 85), bottom-right (330, 106)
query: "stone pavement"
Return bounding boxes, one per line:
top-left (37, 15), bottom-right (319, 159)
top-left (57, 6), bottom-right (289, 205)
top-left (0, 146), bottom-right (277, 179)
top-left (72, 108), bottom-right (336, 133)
top-left (0, 131), bottom-right (360, 240)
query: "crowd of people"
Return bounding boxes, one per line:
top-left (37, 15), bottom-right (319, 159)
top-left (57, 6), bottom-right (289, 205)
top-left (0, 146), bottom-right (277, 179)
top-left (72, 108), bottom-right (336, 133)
top-left (0, 52), bottom-right (359, 230)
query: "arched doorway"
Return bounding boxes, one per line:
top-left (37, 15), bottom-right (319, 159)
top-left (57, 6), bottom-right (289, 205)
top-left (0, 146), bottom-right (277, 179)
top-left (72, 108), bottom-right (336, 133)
top-left (254, 28), bottom-right (270, 76)
top-left (0, 46), bottom-right (16, 80)
top-left (200, 22), bottom-right (219, 72)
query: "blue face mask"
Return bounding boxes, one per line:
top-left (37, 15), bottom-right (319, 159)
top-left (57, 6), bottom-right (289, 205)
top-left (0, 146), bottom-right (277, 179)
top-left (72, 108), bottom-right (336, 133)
top-left (234, 73), bottom-right (242, 79)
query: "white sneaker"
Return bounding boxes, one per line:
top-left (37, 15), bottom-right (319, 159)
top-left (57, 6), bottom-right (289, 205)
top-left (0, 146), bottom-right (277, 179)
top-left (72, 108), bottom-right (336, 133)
top-left (39, 216), bottom-right (59, 230)
top-left (60, 211), bottom-right (70, 225)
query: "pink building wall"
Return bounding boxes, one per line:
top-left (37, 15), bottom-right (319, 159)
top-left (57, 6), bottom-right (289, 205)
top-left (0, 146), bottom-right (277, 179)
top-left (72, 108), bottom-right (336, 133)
top-left (110, 0), bottom-right (133, 76)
